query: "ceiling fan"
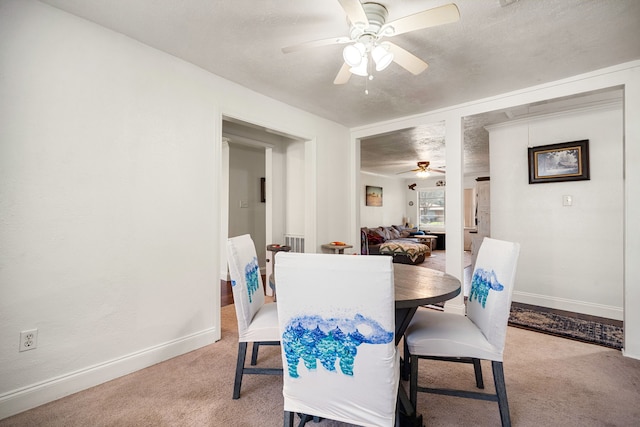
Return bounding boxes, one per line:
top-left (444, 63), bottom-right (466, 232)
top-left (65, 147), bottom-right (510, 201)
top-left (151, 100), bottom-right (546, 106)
top-left (397, 161), bottom-right (445, 177)
top-left (282, 1), bottom-right (460, 85)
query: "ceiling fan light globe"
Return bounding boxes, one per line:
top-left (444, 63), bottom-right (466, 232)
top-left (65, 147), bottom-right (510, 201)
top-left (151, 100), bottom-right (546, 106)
top-left (375, 57), bottom-right (393, 71)
top-left (416, 170), bottom-right (430, 178)
top-left (349, 56), bottom-right (369, 76)
top-left (372, 44), bottom-right (394, 71)
top-left (343, 43), bottom-right (365, 67)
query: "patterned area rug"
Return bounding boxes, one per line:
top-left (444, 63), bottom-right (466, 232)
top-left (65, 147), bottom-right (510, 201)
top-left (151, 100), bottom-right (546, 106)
top-left (417, 253), bottom-right (623, 350)
top-left (508, 305), bottom-right (623, 350)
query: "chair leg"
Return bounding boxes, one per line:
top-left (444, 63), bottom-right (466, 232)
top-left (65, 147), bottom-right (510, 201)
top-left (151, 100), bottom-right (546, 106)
top-left (233, 342), bottom-right (247, 399)
top-left (284, 410), bottom-right (294, 427)
top-left (472, 358), bottom-right (485, 389)
top-left (409, 354), bottom-right (419, 410)
top-left (402, 339), bottom-right (410, 380)
top-left (492, 361), bottom-right (511, 427)
top-left (297, 414), bottom-right (313, 426)
top-left (251, 342), bottom-right (260, 365)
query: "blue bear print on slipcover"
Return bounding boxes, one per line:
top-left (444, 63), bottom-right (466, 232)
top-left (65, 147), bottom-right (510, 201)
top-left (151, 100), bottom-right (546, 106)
top-left (230, 256), bottom-right (260, 303)
top-left (469, 268), bottom-right (504, 308)
top-left (282, 314), bottom-right (393, 378)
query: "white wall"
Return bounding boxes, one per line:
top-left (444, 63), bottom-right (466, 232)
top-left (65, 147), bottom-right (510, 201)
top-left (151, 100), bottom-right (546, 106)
top-left (1, 0), bottom-right (219, 401)
top-left (269, 142), bottom-right (288, 244)
top-left (359, 173), bottom-right (407, 229)
top-left (489, 103), bottom-right (624, 318)
top-left (228, 143), bottom-right (266, 264)
top-left (0, 0), bottom-right (350, 418)
top-left (285, 140), bottom-right (306, 237)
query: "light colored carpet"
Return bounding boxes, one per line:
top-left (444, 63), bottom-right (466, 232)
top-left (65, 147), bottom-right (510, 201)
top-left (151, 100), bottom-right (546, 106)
top-left (2, 304), bottom-right (639, 427)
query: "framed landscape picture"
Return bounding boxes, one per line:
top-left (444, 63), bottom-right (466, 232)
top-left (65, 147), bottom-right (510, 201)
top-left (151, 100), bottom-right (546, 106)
top-left (366, 185), bottom-right (383, 206)
top-left (528, 140), bottom-right (590, 184)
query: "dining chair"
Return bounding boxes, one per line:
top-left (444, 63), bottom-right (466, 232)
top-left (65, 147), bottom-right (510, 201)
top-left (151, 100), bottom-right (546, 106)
top-left (226, 234), bottom-right (282, 399)
top-left (275, 252), bottom-right (399, 427)
top-left (404, 237), bottom-right (520, 427)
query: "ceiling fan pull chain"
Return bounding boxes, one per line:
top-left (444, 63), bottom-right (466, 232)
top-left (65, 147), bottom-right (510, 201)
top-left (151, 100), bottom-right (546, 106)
top-left (365, 57), bottom-right (374, 95)
top-left (364, 60), bottom-right (369, 94)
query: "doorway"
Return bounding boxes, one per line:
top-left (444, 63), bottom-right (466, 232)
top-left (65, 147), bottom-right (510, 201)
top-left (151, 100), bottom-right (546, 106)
top-left (219, 116), bottom-right (310, 294)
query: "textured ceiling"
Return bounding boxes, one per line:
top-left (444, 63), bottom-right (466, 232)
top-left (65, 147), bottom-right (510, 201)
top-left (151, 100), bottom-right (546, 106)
top-left (40, 0), bottom-right (640, 176)
top-left (361, 88), bottom-right (623, 177)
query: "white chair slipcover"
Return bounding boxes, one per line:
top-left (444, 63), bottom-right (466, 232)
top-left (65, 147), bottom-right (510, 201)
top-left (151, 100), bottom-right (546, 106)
top-left (275, 252), bottom-right (399, 427)
top-left (227, 234), bottom-right (282, 399)
top-left (404, 237), bottom-right (520, 427)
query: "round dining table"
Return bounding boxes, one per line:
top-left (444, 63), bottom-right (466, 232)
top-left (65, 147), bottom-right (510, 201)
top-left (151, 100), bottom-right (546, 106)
top-left (394, 263), bottom-right (461, 345)
top-left (392, 263), bottom-right (462, 426)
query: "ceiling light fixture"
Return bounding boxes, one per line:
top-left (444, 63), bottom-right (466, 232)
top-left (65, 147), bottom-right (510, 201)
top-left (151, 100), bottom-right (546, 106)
top-left (371, 43), bottom-right (393, 71)
top-left (282, 3), bottom-right (461, 89)
top-left (350, 55), bottom-right (369, 76)
top-left (343, 42), bottom-right (366, 67)
top-left (342, 41), bottom-right (394, 78)
top-left (416, 170), bottom-right (430, 178)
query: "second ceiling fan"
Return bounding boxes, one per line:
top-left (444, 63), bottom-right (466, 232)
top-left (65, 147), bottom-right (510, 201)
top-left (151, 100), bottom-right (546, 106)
top-left (282, 0), bottom-right (460, 85)
top-left (398, 161), bottom-right (445, 177)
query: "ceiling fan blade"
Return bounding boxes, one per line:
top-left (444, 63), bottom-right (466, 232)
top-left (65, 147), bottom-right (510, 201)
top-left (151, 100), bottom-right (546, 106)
top-left (380, 3), bottom-right (460, 37)
top-left (396, 167), bottom-right (422, 174)
top-left (430, 168), bottom-right (446, 173)
top-left (387, 42), bottom-right (428, 75)
top-left (334, 62), bottom-right (352, 85)
top-left (282, 36), bottom-right (351, 54)
top-left (337, 0), bottom-right (369, 28)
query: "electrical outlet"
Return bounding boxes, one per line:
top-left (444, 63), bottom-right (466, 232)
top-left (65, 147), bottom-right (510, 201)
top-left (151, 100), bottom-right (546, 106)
top-left (20, 329), bottom-right (38, 352)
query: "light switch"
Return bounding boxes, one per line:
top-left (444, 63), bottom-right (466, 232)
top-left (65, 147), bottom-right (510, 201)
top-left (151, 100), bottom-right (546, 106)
top-left (562, 195), bottom-right (572, 206)
top-left (239, 200), bottom-right (249, 208)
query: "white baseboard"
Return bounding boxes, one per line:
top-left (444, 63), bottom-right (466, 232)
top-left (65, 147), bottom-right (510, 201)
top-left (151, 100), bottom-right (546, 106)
top-left (512, 291), bottom-right (623, 321)
top-left (0, 328), bottom-right (218, 421)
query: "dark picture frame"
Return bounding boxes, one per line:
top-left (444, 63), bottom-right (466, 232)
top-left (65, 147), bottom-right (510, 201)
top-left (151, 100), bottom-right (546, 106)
top-left (528, 140), bottom-right (590, 184)
top-left (365, 185), bottom-right (383, 207)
